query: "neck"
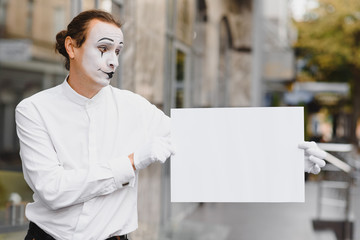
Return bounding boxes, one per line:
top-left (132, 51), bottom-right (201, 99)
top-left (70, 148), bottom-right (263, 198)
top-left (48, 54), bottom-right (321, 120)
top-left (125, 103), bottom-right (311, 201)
top-left (67, 70), bottom-right (102, 99)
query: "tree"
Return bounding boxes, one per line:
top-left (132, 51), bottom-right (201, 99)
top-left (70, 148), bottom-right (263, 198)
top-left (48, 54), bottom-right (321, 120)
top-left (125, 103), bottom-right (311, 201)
top-left (294, 0), bottom-right (360, 144)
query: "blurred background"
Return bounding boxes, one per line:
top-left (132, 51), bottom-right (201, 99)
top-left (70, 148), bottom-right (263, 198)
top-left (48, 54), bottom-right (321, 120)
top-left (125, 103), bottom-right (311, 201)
top-left (0, 0), bottom-right (360, 239)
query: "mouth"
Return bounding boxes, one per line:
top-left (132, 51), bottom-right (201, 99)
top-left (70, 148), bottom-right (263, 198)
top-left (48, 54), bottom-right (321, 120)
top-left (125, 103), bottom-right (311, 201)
top-left (100, 70), bottom-right (114, 79)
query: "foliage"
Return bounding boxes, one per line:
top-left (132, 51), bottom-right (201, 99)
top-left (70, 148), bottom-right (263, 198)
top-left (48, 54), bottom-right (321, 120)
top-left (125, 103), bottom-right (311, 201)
top-left (294, 0), bottom-right (360, 83)
top-left (0, 170), bottom-right (33, 209)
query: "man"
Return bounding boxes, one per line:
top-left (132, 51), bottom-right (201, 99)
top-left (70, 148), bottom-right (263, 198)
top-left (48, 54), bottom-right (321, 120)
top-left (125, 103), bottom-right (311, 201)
top-left (15, 9), bottom-right (325, 240)
top-left (16, 10), bottom-right (173, 240)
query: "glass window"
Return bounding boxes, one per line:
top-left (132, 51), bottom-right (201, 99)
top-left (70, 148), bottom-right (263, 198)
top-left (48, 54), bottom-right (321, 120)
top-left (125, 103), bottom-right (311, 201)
top-left (175, 49), bottom-right (186, 108)
top-left (82, 0), bottom-right (113, 11)
top-left (166, 0), bottom-right (176, 31)
top-left (111, 0), bottom-right (123, 23)
top-left (54, 6), bottom-right (65, 36)
top-left (100, 0), bottom-right (112, 12)
top-left (82, 0), bottom-right (95, 10)
top-left (217, 19), bottom-right (230, 107)
top-left (0, 0), bottom-right (73, 235)
top-left (26, 0), bottom-right (34, 36)
top-left (196, 0), bottom-right (207, 22)
top-left (176, 50), bottom-right (185, 83)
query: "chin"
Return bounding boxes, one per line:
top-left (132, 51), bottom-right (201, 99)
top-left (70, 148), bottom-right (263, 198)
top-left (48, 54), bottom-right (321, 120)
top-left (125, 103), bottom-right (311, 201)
top-left (96, 78), bottom-right (111, 87)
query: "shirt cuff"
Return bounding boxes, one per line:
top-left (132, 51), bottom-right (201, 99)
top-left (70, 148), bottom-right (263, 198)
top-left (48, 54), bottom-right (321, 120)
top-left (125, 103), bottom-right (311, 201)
top-left (109, 155), bottom-right (136, 189)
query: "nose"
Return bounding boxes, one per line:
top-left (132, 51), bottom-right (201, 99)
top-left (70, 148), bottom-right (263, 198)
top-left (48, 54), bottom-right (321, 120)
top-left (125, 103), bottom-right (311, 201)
top-left (107, 53), bottom-right (119, 70)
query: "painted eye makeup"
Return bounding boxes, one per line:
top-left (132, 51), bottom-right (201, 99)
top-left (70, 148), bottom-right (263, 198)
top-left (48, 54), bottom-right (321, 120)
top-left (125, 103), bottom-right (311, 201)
top-left (98, 46), bottom-right (108, 52)
top-left (96, 38), bottom-right (123, 57)
top-left (97, 45), bottom-right (108, 57)
top-left (116, 43), bottom-right (124, 56)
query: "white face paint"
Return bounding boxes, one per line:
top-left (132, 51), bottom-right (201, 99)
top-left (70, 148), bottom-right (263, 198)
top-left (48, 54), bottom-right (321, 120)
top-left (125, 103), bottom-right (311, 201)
top-left (80, 20), bottom-right (123, 87)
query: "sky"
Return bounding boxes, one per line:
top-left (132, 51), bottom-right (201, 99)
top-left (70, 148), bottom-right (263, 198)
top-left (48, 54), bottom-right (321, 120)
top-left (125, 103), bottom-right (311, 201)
top-left (289, 0), bottom-right (319, 21)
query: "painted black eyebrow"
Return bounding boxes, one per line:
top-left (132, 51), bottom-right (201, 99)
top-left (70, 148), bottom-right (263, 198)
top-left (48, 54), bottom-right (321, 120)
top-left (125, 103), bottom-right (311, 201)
top-left (97, 37), bottom-right (114, 42)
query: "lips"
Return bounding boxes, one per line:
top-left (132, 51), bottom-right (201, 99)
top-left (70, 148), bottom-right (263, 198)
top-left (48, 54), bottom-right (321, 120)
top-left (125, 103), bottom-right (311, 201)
top-left (100, 70), bottom-right (114, 79)
top-left (106, 71), bottom-right (114, 79)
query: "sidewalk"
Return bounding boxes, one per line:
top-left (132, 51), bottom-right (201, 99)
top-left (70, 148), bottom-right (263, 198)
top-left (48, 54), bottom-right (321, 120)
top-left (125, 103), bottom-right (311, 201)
top-left (165, 182), bottom-right (347, 240)
top-left (0, 230), bottom-right (26, 240)
top-left (2, 182), bottom-right (358, 240)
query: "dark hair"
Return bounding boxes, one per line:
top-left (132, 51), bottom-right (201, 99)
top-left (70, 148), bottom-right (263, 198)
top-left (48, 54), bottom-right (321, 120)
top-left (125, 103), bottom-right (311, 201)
top-left (55, 9), bottom-right (122, 70)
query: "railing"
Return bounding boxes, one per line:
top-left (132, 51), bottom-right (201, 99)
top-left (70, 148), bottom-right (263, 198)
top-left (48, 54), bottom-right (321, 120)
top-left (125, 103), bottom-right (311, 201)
top-left (0, 201), bottom-right (28, 234)
top-left (314, 143), bottom-right (355, 240)
top-left (0, 170), bottom-right (32, 234)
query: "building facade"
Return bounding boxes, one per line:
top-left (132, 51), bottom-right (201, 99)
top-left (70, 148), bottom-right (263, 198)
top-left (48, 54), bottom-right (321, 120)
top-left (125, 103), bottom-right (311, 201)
top-left (0, 0), bottom-right (273, 238)
top-left (119, 1), bottom-right (254, 238)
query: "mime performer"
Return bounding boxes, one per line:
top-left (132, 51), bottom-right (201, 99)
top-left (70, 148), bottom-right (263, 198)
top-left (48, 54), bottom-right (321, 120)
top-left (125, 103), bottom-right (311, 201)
top-left (15, 9), bottom-right (326, 240)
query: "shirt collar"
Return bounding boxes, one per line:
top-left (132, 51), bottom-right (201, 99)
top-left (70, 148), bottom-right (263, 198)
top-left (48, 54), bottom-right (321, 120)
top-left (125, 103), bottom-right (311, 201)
top-left (61, 76), bottom-right (109, 107)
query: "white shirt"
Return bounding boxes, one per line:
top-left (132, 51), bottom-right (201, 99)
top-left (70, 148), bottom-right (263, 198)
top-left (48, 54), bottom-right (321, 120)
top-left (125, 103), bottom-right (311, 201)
top-left (15, 79), bottom-right (170, 240)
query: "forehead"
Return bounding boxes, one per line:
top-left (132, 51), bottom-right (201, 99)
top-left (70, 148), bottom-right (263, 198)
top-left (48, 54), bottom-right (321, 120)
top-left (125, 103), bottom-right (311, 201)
top-left (86, 20), bottom-right (123, 42)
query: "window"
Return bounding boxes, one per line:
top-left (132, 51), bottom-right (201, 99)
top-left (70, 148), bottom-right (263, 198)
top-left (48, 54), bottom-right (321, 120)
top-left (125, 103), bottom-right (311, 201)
top-left (175, 49), bottom-right (185, 108)
top-left (54, 7), bottom-right (65, 37)
top-left (26, 0), bottom-right (34, 36)
top-left (217, 18), bottom-right (231, 107)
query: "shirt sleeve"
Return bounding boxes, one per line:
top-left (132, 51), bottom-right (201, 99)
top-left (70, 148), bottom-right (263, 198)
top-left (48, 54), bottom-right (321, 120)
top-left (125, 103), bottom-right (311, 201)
top-left (15, 101), bottom-right (135, 211)
top-left (140, 98), bottom-right (171, 139)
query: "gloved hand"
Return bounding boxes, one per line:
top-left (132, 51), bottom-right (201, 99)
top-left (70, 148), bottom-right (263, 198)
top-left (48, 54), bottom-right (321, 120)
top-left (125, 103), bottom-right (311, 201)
top-left (298, 141), bottom-right (327, 174)
top-left (134, 136), bottom-right (175, 170)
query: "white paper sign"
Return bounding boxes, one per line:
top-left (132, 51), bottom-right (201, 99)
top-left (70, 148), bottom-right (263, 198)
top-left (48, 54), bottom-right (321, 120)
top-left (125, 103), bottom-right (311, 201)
top-left (171, 107), bottom-right (304, 202)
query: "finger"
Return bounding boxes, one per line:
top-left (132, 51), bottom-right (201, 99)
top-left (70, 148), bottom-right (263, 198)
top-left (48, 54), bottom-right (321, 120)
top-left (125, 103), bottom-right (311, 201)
top-left (306, 147), bottom-right (327, 159)
top-left (158, 137), bottom-right (175, 155)
top-left (163, 144), bottom-right (176, 157)
top-left (169, 142), bottom-right (176, 155)
top-left (310, 164), bottom-right (321, 174)
top-left (153, 144), bottom-right (174, 163)
top-left (159, 136), bottom-right (171, 144)
top-left (309, 155), bottom-right (326, 167)
top-left (304, 158), bottom-right (313, 172)
top-left (298, 141), bottom-right (317, 149)
top-left (162, 132), bottom-right (171, 138)
top-left (159, 148), bottom-right (175, 162)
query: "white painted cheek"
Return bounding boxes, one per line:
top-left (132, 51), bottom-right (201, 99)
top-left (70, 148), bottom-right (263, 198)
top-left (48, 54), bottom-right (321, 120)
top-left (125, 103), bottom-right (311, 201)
top-left (82, 48), bottom-right (102, 74)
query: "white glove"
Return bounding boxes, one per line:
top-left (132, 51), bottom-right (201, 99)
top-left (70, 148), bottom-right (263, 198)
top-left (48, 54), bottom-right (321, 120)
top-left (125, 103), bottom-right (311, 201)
top-left (298, 141), bottom-right (327, 174)
top-left (134, 136), bottom-right (175, 170)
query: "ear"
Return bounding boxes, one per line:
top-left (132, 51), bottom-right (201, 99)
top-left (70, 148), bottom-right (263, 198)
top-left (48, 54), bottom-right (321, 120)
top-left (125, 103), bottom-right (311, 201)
top-left (65, 36), bottom-right (76, 59)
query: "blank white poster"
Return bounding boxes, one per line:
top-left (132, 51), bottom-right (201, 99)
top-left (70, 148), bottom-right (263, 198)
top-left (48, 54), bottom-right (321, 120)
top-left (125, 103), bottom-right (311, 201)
top-left (171, 107), bottom-right (304, 202)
